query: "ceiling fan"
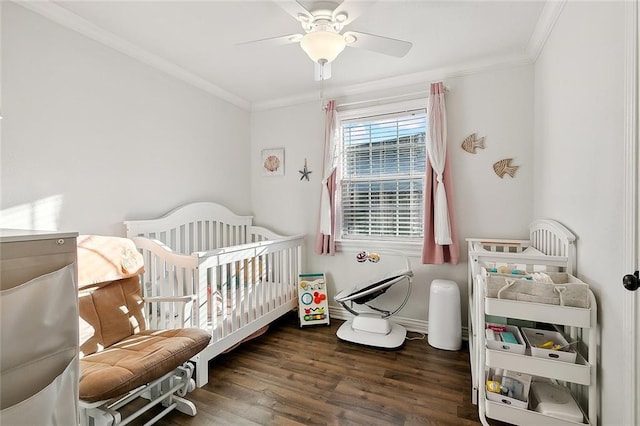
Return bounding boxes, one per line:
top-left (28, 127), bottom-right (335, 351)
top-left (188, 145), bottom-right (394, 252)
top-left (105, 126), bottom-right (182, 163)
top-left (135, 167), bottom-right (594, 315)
top-left (239, 0), bottom-right (413, 80)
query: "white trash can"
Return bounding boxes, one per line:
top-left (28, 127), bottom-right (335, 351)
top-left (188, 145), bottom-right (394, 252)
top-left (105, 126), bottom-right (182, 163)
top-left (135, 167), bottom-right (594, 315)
top-left (428, 279), bottom-right (462, 350)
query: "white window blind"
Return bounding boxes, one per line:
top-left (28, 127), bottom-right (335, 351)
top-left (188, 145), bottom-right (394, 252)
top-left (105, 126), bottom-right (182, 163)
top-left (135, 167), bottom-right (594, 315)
top-left (340, 108), bottom-right (427, 240)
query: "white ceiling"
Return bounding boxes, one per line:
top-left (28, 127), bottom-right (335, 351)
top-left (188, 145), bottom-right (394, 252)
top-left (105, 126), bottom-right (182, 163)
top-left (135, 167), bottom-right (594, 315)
top-left (20, 1), bottom-right (551, 110)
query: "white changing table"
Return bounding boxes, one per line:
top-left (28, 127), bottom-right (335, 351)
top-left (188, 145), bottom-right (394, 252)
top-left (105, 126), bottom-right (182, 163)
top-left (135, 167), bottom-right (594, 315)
top-left (467, 220), bottom-right (598, 425)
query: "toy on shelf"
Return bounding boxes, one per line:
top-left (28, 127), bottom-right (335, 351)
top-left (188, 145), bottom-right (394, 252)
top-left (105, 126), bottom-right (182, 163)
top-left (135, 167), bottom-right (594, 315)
top-left (356, 251), bottom-right (380, 263)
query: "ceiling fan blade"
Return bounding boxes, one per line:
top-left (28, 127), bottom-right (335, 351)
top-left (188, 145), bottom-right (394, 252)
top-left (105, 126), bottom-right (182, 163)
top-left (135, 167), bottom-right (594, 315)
top-left (274, 0), bottom-right (314, 23)
top-left (236, 34), bottom-right (303, 47)
top-left (332, 0), bottom-right (377, 26)
top-left (343, 31), bottom-right (412, 58)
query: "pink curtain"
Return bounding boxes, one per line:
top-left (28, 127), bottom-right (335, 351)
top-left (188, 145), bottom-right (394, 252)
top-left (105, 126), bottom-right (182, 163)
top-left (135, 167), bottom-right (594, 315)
top-left (315, 100), bottom-right (338, 255)
top-left (422, 83), bottom-right (459, 264)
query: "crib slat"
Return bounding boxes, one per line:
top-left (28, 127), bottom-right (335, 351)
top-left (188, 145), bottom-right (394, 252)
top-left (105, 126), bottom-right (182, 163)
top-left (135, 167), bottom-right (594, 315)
top-left (210, 266), bottom-right (219, 339)
top-left (223, 264), bottom-right (228, 334)
top-left (240, 259), bottom-right (247, 327)
top-left (196, 221), bottom-right (203, 251)
top-left (248, 258), bottom-right (256, 322)
top-left (275, 251), bottom-right (282, 306)
top-left (231, 262), bottom-right (238, 332)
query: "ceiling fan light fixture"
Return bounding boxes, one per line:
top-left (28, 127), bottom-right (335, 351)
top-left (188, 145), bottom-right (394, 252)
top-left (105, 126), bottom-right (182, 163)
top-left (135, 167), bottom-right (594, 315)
top-left (300, 30), bottom-right (346, 64)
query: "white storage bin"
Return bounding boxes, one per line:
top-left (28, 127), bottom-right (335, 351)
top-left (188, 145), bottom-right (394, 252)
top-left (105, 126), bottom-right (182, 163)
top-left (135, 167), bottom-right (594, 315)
top-left (530, 382), bottom-right (584, 423)
top-left (485, 369), bottom-right (529, 409)
top-left (486, 325), bottom-right (526, 355)
top-left (522, 328), bottom-right (577, 363)
top-left (486, 390), bottom-right (529, 409)
top-left (484, 272), bottom-right (589, 308)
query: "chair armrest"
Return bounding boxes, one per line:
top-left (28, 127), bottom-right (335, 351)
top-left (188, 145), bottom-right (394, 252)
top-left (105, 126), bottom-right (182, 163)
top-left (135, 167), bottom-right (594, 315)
top-left (143, 295), bottom-right (196, 328)
top-left (143, 295), bottom-right (195, 304)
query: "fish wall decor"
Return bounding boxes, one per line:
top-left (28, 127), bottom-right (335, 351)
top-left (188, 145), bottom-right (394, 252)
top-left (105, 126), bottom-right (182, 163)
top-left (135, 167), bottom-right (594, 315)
top-left (493, 158), bottom-right (519, 178)
top-left (461, 133), bottom-right (486, 154)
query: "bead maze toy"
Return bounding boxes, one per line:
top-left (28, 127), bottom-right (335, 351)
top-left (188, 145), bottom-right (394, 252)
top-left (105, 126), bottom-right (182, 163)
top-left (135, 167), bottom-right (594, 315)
top-left (298, 273), bottom-right (330, 327)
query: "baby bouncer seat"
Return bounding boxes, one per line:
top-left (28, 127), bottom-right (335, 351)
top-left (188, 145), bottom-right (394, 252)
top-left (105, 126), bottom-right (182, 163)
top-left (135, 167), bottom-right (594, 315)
top-left (77, 235), bottom-right (211, 426)
top-left (334, 252), bottom-right (413, 349)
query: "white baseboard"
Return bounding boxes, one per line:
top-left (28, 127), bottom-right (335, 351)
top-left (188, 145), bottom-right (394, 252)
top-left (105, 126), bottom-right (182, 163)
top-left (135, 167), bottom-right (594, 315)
top-left (328, 304), bottom-right (469, 341)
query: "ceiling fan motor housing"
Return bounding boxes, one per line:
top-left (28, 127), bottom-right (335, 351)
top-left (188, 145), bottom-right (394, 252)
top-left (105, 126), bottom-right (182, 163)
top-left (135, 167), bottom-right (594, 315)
top-left (296, 1), bottom-right (347, 31)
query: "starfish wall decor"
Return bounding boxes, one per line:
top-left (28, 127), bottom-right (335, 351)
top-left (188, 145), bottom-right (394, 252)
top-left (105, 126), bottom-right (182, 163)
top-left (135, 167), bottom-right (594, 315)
top-left (299, 158), bottom-right (312, 181)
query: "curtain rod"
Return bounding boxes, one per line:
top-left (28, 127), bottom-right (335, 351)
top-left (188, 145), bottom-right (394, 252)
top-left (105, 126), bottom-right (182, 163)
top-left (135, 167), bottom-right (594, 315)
top-left (336, 87), bottom-right (449, 110)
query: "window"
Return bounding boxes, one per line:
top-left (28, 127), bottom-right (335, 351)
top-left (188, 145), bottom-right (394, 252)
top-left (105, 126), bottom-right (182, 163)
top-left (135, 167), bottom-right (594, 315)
top-left (338, 101), bottom-right (427, 244)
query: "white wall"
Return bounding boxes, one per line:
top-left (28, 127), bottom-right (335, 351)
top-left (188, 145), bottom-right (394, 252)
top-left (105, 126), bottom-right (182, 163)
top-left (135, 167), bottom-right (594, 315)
top-left (533, 2), bottom-right (626, 424)
top-left (251, 65), bottom-right (535, 327)
top-left (2, 0), bottom-right (628, 422)
top-left (2, 0), bottom-right (631, 421)
top-left (0, 3), bottom-right (251, 236)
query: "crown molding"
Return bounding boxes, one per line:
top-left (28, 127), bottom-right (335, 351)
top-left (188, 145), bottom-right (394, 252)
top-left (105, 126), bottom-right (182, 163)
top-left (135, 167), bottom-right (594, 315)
top-left (251, 52), bottom-right (533, 111)
top-left (527, 0), bottom-right (567, 62)
top-left (14, 0), bottom-right (252, 111)
top-left (15, 0), bottom-right (556, 114)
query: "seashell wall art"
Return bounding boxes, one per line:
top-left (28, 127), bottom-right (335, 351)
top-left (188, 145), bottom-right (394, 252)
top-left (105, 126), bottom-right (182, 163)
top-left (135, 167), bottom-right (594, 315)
top-left (261, 148), bottom-right (285, 176)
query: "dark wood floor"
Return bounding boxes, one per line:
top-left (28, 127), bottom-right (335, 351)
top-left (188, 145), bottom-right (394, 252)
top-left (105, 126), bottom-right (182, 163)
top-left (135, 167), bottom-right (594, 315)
top-left (127, 312), bottom-right (491, 425)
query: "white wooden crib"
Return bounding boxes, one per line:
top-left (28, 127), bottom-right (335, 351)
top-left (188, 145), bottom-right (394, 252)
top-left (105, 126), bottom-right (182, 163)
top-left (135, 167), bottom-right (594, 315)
top-left (124, 202), bottom-right (304, 387)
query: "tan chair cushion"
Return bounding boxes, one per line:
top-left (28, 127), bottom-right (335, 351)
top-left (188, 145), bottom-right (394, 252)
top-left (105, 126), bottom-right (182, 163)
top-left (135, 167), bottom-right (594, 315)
top-left (79, 276), bottom-right (147, 355)
top-left (79, 327), bottom-right (211, 403)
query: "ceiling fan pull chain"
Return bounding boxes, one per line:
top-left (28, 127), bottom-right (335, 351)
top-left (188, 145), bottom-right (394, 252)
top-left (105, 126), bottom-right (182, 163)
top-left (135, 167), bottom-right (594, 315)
top-left (319, 60), bottom-right (326, 110)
